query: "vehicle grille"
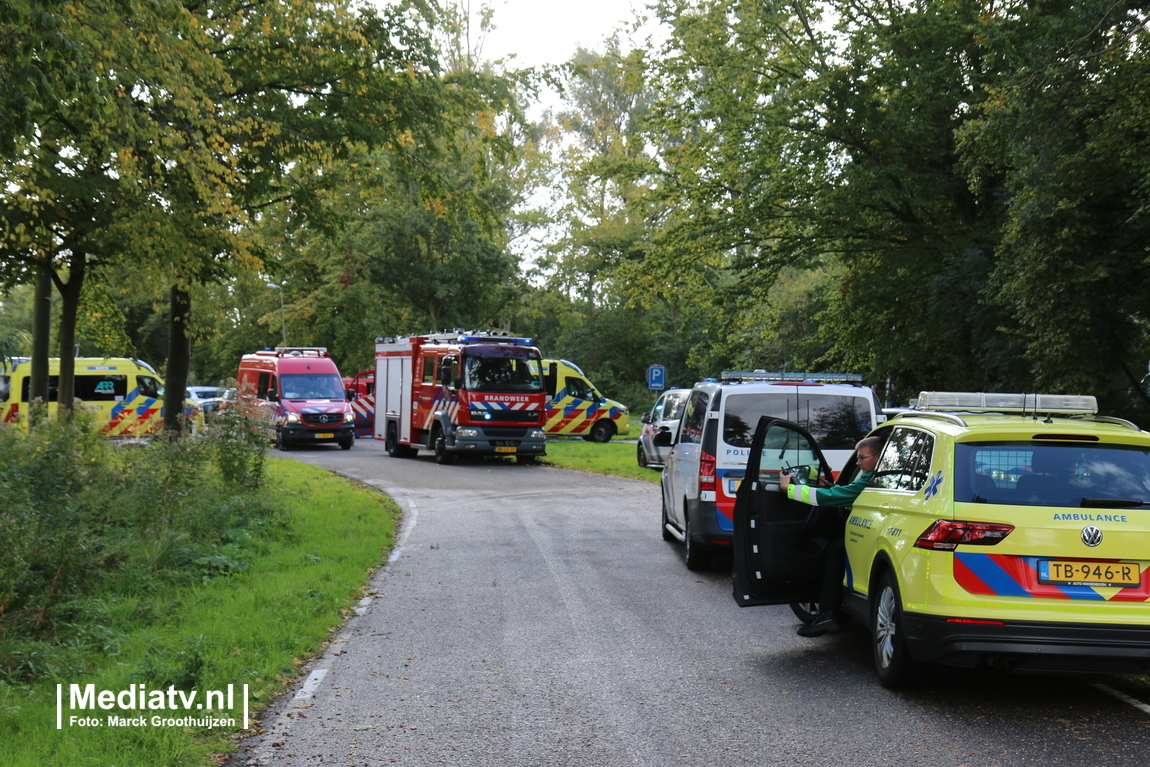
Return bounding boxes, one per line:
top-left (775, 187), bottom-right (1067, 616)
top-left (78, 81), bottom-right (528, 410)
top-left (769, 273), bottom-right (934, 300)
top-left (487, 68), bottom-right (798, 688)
top-left (472, 409), bottom-right (539, 423)
top-left (302, 412), bottom-right (344, 427)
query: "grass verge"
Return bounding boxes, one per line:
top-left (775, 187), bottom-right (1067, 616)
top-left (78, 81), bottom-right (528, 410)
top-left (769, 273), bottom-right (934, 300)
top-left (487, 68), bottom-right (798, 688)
top-left (0, 457), bottom-right (398, 767)
top-left (540, 437), bottom-right (660, 483)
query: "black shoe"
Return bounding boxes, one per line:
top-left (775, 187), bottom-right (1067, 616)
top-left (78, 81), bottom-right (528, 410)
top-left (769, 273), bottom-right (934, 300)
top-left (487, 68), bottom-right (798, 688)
top-left (797, 611), bottom-right (846, 638)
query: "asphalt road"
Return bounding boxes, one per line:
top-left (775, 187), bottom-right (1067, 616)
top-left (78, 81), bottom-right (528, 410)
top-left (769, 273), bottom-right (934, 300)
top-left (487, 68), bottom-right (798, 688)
top-left (229, 439), bottom-right (1150, 767)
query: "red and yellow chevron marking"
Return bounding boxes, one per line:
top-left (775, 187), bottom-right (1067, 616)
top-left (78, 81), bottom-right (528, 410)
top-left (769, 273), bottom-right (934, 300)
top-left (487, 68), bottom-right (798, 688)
top-left (954, 552), bottom-right (1150, 602)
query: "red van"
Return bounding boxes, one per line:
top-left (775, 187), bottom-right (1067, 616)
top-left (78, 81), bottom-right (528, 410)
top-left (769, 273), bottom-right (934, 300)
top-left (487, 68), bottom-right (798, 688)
top-left (237, 347), bottom-right (356, 450)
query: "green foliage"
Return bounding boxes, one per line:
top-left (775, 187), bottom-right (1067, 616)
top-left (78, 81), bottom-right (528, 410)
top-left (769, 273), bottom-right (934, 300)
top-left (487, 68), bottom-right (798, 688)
top-left (0, 416), bottom-right (280, 683)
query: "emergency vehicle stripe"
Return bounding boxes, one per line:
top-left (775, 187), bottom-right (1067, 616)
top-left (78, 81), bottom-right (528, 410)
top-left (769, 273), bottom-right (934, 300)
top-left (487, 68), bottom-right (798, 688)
top-left (953, 553), bottom-right (1032, 598)
top-left (954, 553), bottom-right (1148, 601)
top-left (787, 484), bottom-right (819, 506)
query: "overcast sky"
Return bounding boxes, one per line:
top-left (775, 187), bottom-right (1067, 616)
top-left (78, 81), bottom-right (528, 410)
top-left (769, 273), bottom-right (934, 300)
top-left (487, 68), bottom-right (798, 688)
top-left (480, 0), bottom-right (650, 68)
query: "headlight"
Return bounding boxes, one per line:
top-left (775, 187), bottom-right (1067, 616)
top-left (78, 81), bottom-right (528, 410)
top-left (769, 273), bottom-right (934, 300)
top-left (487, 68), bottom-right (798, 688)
top-left (529, 429), bottom-right (546, 439)
top-left (457, 427), bottom-right (480, 438)
top-left (286, 412), bottom-right (301, 424)
top-left (343, 412), bottom-right (355, 423)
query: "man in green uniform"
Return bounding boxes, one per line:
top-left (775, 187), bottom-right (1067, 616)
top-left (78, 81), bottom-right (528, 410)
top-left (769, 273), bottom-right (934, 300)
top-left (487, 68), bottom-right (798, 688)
top-left (779, 435), bottom-right (884, 637)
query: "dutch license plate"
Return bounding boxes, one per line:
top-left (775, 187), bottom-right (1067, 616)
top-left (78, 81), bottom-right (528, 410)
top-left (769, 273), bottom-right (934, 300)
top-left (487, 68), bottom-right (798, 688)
top-left (495, 446), bottom-right (517, 453)
top-left (316, 433), bottom-right (334, 439)
top-left (1038, 560), bottom-right (1141, 588)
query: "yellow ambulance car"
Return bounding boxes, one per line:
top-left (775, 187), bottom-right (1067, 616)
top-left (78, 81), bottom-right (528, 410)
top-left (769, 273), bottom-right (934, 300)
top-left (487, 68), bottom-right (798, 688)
top-left (542, 359), bottom-right (630, 442)
top-left (0, 357), bottom-right (195, 437)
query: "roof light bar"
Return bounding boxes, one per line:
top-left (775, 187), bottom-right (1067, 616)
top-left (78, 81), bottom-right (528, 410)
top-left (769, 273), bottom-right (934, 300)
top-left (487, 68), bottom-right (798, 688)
top-left (721, 371), bottom-right (863, 384)
top-left (915, 391), bottom-right (1097, 415)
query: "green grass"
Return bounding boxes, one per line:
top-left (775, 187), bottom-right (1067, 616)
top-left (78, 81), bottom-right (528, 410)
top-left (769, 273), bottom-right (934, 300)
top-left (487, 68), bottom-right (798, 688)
top-left (1, 457), bottom-right (399, 767)
top-left (540, 437), bottom-right (660, 483)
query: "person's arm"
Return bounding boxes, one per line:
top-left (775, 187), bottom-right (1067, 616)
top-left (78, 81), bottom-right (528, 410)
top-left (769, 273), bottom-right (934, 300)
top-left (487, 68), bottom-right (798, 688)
top-left (786, 471), bottom-right (873, 507)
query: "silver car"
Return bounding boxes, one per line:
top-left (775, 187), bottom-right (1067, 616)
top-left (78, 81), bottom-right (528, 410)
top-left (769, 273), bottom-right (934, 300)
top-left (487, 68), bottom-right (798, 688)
top-left (637, 388), bottom-right (689, 469)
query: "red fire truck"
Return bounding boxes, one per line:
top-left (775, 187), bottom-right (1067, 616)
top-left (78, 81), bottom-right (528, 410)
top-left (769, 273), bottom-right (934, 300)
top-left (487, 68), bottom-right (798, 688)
top-left (373, 331), bottom-right (548, 464)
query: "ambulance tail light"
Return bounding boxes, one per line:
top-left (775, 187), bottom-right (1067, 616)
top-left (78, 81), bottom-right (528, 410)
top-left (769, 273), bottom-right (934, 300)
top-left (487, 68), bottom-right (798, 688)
top-left (914, 520), bottom-right (1014, 551)
top-left (699, 451), bottom-right (717, 493)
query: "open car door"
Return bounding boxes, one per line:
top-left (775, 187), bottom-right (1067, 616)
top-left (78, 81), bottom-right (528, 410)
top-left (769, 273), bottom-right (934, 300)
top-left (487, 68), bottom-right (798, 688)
top-left (732, 416), bottom-right (837, 607)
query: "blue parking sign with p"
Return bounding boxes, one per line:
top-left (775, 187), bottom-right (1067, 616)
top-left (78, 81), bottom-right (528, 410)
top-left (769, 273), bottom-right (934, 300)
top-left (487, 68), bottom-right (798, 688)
top-left (647, 364), bottom-right (666, 390)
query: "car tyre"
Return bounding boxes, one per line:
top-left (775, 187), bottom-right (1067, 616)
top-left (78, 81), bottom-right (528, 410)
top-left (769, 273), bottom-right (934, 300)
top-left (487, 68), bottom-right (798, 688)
top-left (433, 428), bottom-right (456, 465)
top-left (637, 443), bottom-right (649, 468)
top-left (683, 507), bottom-right (711, 571)
top-left (275, 427), bottom-right (290, 451)
top-left (872, 570), bottom-right (919, 689)
top-left (790, 602), bottom-right (820, 625)
top-left (588, 420), bottom-right (615, 443)
top-left (340, 439), bottom-right (353, 450)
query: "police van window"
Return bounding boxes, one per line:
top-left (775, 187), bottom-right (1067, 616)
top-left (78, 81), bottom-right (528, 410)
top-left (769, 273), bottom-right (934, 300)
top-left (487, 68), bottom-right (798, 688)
top-left (137, 375), bottom-right (161, 398)
top-left (422, 356), bottom-right (436, 383)
top-left (871, 428), bottom-right (933, 491)
top-left (679, 390), bottom-right (710, 445)
top-left (720, 392), bottom-right (870, 449)
top-left (663, 391), bottom-right (687, 421)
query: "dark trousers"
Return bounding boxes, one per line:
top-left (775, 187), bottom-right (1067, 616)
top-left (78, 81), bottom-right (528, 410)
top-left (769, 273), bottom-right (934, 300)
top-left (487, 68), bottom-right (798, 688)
top-left (819, 538), bottom-right (845, 611)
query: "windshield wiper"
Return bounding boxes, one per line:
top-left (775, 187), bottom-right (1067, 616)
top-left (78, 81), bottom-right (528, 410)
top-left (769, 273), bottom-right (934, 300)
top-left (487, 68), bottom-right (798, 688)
top-left (1080, 498), bottom-right (1149, 508)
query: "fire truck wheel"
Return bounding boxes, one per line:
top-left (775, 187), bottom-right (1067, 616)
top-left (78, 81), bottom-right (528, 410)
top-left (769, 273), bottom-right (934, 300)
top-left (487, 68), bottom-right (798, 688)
top-left (385, 425), bottom-right (402, 457)
top-left (516, 455), bottom-right (536, 465)
top-left (276, 428), bottom-right (290, 451)
top-left (587, 420), bottom-right (615, 443)
top-left (433, 428), bottom-right (456, 465)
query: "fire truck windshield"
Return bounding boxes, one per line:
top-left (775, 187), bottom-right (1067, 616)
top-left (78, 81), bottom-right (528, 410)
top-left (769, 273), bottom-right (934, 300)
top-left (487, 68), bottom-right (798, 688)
top-left (462, 355), bottom-right (543, 393)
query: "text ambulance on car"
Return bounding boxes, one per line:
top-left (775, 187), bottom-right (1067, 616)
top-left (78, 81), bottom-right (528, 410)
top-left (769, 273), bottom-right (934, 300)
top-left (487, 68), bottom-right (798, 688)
top-left (0, 356), bottom-right (197, 437)
top-left (733, 391), bottom-right (1150, 687)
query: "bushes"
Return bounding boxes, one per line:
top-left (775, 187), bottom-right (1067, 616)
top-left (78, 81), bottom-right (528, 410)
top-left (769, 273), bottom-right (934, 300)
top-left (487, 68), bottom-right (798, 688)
top-left (0, 413), bottom-right (277, 683)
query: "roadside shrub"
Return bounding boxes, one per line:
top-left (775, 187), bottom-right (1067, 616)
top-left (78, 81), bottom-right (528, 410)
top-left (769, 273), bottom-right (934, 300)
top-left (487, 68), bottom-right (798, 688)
top-left (0, 413), bottom-right (286, 683)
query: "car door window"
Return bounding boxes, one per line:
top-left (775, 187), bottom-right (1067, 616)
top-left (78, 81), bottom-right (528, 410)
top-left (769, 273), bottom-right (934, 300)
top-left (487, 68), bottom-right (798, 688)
top-left (871, 427), bottom-right (934, 490)
top-left (679, 390), bottom-right (710, 444)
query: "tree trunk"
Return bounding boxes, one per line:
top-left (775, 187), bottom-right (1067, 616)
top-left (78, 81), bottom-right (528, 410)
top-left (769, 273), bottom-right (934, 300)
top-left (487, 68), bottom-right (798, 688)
top-left (54, 248), bottom-right (86, 418)
top-left (163, 285), bottom-right (193, 436)
top-left (29, 261), bottom-right (53, 427)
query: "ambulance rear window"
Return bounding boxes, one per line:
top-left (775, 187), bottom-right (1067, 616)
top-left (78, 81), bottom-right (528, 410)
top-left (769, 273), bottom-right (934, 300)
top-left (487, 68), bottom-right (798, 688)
top-left (0, 375), bottom-right (9, 403)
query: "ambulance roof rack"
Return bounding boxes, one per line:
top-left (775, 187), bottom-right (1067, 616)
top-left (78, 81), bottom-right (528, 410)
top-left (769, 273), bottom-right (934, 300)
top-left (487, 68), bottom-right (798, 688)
top-left (264, 347), bottom-right (330, 357)
top-left (913, 391), bottom-right (1098, 416)
top-left (720, 370), bottom-right (864, 385)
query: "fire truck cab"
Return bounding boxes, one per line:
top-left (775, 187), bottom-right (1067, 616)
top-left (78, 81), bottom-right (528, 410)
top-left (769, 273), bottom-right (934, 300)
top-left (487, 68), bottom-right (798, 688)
top-left (373, 331), bottom-right (548, 464)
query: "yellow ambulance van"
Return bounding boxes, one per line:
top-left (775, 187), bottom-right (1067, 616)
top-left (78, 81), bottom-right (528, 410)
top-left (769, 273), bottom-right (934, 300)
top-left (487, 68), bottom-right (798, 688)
top-left (542, 359), bottom-right (630, 442)
top-left (0, 357), bottom-right (194, 437)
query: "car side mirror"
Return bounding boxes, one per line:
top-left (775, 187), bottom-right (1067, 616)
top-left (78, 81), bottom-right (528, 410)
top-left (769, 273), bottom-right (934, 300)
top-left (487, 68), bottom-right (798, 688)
top-left (641, 413), bottom-right (651, 424)
top-left (346, 389), bottom-right (356, 401)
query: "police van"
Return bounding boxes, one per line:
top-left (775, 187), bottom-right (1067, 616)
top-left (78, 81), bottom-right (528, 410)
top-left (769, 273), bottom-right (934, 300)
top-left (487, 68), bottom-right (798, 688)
top-left (0, 356), bottom-right (191, 437)
top-left (656, 371), bottom-right (882, 569)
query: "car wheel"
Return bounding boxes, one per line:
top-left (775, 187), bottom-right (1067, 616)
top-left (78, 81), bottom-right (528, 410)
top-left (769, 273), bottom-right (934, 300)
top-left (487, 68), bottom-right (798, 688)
top-left (340, 439), bottom-right (353, 450)
top-left (683, 508), bottom-right (711, 571)
top-left (588, 420), bottom-right (614, 443)
top-left (790, 602), bottom-right (820, 625)
top-left (516, 455), bottom-right (536, 465)
top-left (275, 427), bottom-right (290, 451)
top-left (637, 443), bottom-right (648, 468)
top-left (872, 570), bottom-right (919, 689)
top-left (433, 428), bottom-right (455, 465)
